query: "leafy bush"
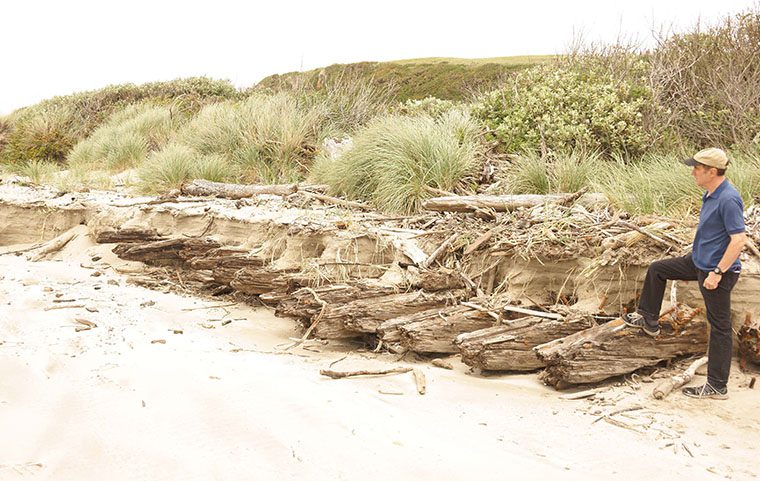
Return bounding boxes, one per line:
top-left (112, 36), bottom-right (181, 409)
top-left (474, 64), bottom-right (657, 157)
top-left (313, 111), bottom-right (483, 213)
top-left (394, 96), bottom-right (458, 119)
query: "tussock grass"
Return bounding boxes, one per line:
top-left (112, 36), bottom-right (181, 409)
top-left (67, 103), bottom-right (179, 172)
top-left (313, 111), bottom-right (482, 214)
top-left (502, 150), bottom-right (598, 195)
top-left (173, 93), bottom-right (325, 183)
top-left (594, 151), bottom-right (760, 215)
top-left (13, 159), bottom-right (60, 184)
top-left (1, 77), bottom-right (240, 165)
top-left (138, 144), bottom-right (239, 192)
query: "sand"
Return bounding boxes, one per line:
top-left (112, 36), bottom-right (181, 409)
top-left (0, 227), bottom-right (759, 480)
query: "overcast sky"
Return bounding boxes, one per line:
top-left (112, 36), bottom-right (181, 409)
top-left (0, 0), bottom-right (755, 114)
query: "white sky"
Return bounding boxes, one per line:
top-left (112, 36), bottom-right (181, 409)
top-left (0, 0), bottom-right (755, 114)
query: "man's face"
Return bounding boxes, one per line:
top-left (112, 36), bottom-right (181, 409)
top-left (691, 164), bottom-right (715, 188)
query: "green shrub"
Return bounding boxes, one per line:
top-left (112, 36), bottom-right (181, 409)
top-left (138, 144), bottom-right (198, 192)
top-left (2, 105), bottom-right (81, 164)
top-left (13, 159), bottom-right (60, 184)
top-left (193, 154), bottom-right (239, 183)
top-left (313, 111), bottom-right (482, 214)
top-left (474, 64), bottom-right (657, 157)
top-left (394, 96), bottom-right (459, 119)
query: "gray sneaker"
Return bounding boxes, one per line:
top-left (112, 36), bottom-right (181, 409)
top-left (682, 382), bottom-right (728, 400)
top-left (622, 312), bottom-right (660, 336)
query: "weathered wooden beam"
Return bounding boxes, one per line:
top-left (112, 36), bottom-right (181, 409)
top-left (456, 315), bottom-right (592, 371)
top-left (398, 305), bottom-right (495, 354)
top-left (534, 305), bottom-right (706, 388)
top-left (422, 192), bottom-right (580, 213)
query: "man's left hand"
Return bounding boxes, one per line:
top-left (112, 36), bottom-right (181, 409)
top-left (703, 272), bottom-right (721, 290)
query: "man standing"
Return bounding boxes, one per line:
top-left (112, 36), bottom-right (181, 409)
top-left (623, 148), bottom-right (747, 399)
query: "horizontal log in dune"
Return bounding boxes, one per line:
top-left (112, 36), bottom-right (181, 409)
top-left (422, 192), bottom-right (581, 213)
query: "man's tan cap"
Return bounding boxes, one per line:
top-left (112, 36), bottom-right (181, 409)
top-left (683, 147), bottom-right (729, 169)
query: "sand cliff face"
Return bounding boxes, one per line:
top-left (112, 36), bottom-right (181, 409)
top-left (2, 182), bottom-right (758, 331)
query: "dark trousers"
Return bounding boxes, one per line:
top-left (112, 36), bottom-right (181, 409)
top-left (637, 254), bottom-right (739, 390)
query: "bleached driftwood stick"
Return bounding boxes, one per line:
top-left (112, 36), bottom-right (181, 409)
top-left (652, 356), bottom-right (708, 400)
top-left (320, 367), bottom-right (413, 379)
top-left (29, 231), bottom-right (77, 261)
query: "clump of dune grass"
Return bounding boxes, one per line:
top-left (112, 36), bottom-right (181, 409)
top-left (594, 151), bottom-right (760, 216)
top-left (500, 150), bottom-right (599, 195)
top-left (67, 103), bottom-right (179, 172)
top-left (137, 144), bottom-right (239, 192)
top-left (172, 93), bottom-right (325, 183)
top-left (312, 111), bottom-right (483, 214)
top-left (52, 167), bottom-right (113, 192)
top-left (13, 159), bottom-right (61, 184)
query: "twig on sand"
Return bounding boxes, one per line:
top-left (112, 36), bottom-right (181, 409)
top-left (181, 302), bottom-right (238, 311)
top-left (413, 369), bottom-right (427, 395)
top-left (320, 367), bottom-right (413, 379)
top-left (593, 405), bottom-right (644, 424)
top-left (44, 304), bottom-right (85, 311)
top-left (652, 356), bottom-right (708, 400)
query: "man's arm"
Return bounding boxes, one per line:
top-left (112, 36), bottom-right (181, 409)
top-left (703, 232), bottom-right (747, 290)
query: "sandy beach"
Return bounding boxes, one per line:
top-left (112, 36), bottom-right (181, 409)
top-left (1, 232), bottom-right (758, 481)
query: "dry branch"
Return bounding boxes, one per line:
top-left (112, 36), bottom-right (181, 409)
top-left (320, 367), bottom-right (413, 379)
top-left (29, 230), bottom-right (77, 261)
top-left (422, 193), bottom-right (580, 213)
top-left (652, 356), bottom-right (707, 400)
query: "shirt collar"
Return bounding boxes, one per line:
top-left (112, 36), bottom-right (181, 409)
top-left (705, 178), bottom-right (728, 200)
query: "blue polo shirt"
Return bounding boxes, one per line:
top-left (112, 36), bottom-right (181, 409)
top-left (692, 179), bottom-right (745, 272)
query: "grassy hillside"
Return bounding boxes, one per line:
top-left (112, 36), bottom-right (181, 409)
top-left (255, 56), bottom-right (555, 101)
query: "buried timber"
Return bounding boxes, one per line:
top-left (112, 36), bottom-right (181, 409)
top-left (2, 178), bottom-right (760, 390)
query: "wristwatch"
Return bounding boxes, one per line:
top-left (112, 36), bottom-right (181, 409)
top-left (712, 267), bottom-right (723, 275)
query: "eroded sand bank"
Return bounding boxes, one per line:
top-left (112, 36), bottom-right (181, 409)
top-left (1, 230), bottom-right (758, 481)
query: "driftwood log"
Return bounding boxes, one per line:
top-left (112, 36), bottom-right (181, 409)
top-left (422, 192), bottom-right (581, 213)
top-left (180, 179), bottom-right (298, 198)
top-left (112, 237), bottom-right (221, 266)
top-left (535, 305), bottom-right (707, 388)
top-left (95, 227), bottom-right (163, 244)
top-left (337, 289), bottom-right (467, 337)
top-left (285, 288), bottom-right (466, 339)
top-left (229, 266), bottom-right (301, 295)
top-left (456, 315), bottom-right (592, 371)
top-left (738, 314), bottom-right (760, 366)
top-left (396, 305), bottom-right (495, 353)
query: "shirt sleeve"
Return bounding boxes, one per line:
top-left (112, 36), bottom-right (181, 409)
top-left (720, 196), bottom-right (746, 235)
